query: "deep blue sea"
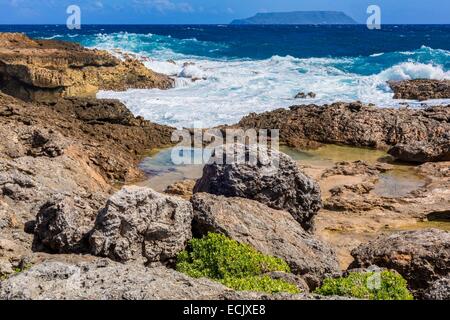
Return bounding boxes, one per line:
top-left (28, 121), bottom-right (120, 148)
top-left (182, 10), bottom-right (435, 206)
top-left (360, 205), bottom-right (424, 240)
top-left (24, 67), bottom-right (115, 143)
top-left (2, 24), bottom-right (450, 127)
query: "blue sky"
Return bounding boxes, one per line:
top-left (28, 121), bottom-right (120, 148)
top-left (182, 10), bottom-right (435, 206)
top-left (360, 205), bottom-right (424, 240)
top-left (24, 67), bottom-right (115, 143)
top-left (1, 0), bottom-right (450, 24)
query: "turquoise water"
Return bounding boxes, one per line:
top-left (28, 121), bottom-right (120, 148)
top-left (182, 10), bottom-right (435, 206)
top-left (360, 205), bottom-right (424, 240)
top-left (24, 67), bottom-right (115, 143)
top-left (2, 25), bottom-right (450, 128)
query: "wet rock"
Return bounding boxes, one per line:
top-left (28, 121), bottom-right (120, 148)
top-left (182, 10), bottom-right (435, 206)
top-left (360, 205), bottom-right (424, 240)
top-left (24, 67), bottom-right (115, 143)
top-left (321, 161), bottom-right (393, 178)
top-left (389, 79), bottom-right (450, 101)
top-left (423, 277), bottom-right (450, 300)
top-left (295, 92), bottom-right (316, 99)
top-left (89, 186), bottom-right (193, 265)
top-left (295, 92), bottom-right (307, 99)
top-left (0, 33), bottom-right (173, 102)
top-left (191, 193), bottom-right (340, 288)
top-left (350, 229), bottom-right (450, 299)
top-left (323, 182), bottom-right (399, 213)
top-left (33, 196), bottom-right (97, 254)
top-left (388, 138), bottom-right (450, 162)
top-left (193, 145), bottom-right (322, 231)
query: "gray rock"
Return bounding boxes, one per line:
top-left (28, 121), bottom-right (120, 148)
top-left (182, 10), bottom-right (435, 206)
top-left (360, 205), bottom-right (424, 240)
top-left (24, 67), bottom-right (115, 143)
top-left (191, 193), bottom-right (340, 289)
top-left (193, 145), bottom-right (322, 231)
top-left (33, 196), bottom-right (96, 253)
top-left (0, 259), bottom-right (351, 300)
top-left (423, 277), bottom-right (450, 300)
top-left (89, 186), bottom-right (193, 265)
top-left (0, 260), bottom-right (232, 300)
top-left (295, 92), bottom-right (316, 99)
top-left (350, 229), bottom-right (450, 299)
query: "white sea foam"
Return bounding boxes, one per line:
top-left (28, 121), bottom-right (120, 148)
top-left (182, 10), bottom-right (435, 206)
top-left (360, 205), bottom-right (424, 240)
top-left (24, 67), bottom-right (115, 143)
top-left (377, 62), bottom-right (450, 81)
top-left (93, 35), bottom-right (450, 128)
top-left (44, 34), bottom-right (63, 39)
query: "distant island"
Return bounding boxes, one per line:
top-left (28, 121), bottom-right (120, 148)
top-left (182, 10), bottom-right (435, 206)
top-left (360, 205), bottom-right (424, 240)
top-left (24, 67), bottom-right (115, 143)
top-left (230, 11), bottom-right (358, 25)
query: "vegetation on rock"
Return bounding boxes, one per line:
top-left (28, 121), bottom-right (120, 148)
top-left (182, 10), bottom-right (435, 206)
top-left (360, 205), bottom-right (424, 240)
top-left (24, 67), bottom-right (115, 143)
top-left (177, 233), bottom-right (300, 294)
top-left (315, 271), bottom-right (413, 300)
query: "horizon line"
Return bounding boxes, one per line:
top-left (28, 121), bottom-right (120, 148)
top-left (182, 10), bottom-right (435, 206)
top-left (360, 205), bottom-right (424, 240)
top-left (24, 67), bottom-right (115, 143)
top-left (2, 23), bottom-right (450, 26)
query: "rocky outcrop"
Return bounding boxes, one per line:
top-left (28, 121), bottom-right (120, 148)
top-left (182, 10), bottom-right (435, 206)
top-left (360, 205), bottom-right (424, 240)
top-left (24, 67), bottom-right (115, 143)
top-left (0, 33), bottom-right (173, 101)
top-left (0, 87), bottom-right (173, 279)
top-left (350, 229), bottom-right (450, 298)
top-left (89, 186), bottom-right (193, 265)
top-left (389, 79), bottom-right (450, 101)
top-left (236, 102), bottom-right (450, 163)
top-left (191, 193), bottom-right (340, 288)
top-left (193, 145), bottom-right (322, 231)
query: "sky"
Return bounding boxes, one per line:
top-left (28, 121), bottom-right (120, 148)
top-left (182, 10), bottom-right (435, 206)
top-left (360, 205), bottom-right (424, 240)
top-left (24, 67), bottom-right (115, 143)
top-left (1, 0), bottom-right (450, 24)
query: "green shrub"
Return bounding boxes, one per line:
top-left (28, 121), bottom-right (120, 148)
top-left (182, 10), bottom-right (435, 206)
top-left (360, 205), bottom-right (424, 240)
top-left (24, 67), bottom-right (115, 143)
top-left (221, 275), bottom-right (299, 294)
top-left (315, 271), bottom-right (413, 300)
top-left (177, 233), bottom-right (299, 294)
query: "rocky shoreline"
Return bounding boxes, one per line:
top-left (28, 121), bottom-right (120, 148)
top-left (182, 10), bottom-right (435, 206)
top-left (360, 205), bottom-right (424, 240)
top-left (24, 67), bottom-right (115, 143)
top-left (1, 33), bottom-right (449, 300)
top-left (236, 102), bottom-right (450, 163)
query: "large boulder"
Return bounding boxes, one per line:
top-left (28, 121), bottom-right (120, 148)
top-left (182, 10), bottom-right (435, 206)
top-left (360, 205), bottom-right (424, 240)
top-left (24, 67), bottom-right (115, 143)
top-left (350, 229), bottom-right (450, 298)
top-left (89, 186), bottom-right (193, 265)
top-left (191, 193), bottom-right (340, 288)
top-left (193, 145), bottom-right (322, 231)
top-left (33, 196), bottom-right (97, 254)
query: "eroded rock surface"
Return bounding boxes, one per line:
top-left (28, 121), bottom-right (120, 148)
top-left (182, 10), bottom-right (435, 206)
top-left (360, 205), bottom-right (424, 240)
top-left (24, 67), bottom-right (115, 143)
top-left (191, 193), bottom-right (340, 288)
top-left (389, 79), bottom-right (450, 101)
top-left (33, 196), bottom-right (98, 254)
top-left (237, 102), bottom-right (450, 163)
top-left (350, 229), bottom-right (450, 298)
top-left (0, 33), bottom-right (173, 101)
top-left (0, 260), bottom-right (233, 300)
top-left (89, 186), bottom-right (193, 265)
top-left (194, 145), bottom-right (322, 231)
top-left (0, 259), bottom-right (352, 300)
top-left (388, 138), bottom-right (450, 163)
top-left (423, 277), bottom-right (450, 300)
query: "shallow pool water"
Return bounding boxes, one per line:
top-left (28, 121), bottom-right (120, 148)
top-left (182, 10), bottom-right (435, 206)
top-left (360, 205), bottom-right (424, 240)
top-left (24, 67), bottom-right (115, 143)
top-left (138, 144), bottom-right (427, 197)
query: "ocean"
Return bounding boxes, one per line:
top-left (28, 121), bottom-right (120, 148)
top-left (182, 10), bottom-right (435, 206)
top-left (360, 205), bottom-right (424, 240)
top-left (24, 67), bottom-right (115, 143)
top-left (2, 24), bottom-right (450, 128)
